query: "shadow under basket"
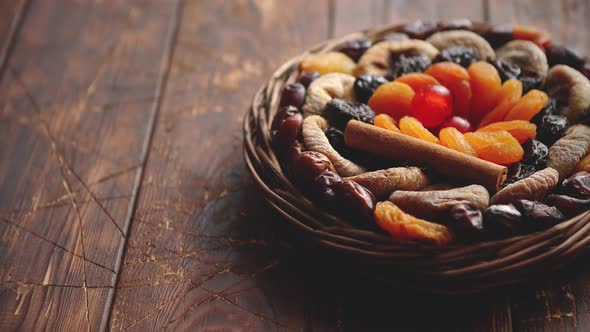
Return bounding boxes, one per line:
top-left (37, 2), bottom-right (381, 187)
top-left (242, 22), bottom-right (590, 295)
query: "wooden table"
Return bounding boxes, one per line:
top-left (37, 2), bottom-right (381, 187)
top-left (1, 0), bottom-right (589, 330)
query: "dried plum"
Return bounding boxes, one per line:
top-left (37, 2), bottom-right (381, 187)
top-left (324, 98), bottom-right (375, 129)
top-left (483, 204), bottom-right (524, 237)
top-left (354, 75), bottom-right (389, 104)
top-left (534, 114), bottom-right (568, 145)
top-left (519, 73), bottom-right (544, 94)
top-left (513, 199), bottom-right (565, 230)
top-left (545, 194), bottom-right (590, 217)
top-left (400, 20), bottom-right (438, 39)
top-left (562, 171), bottom-right (590, 197)
top-left (332, 180), bottom-right (376, 225)
top-left (448, 203), bottom-right (484, 237)
top-left (434, 46), bottom-right (480, 68)
top-left (482, 24), bottom-right (513, 48)
top-left (338, 39), bottom-right (373, 62)
top-left (522, 139), bottom-right (549, 168)
top-left (279, 83), bottom-right (306, 109)
top-left (488, 59), bottom-right (521, 81)
top-left (298, 71), bottom-right (320, 88)
top-left (389, 53), bottom-right (432, 79)
top-left (545, 45), bottom-right (585, 69)
top-left (532, 98), bottom-right (558, 123)
top-left (505, 163), bottom-right (537, 185)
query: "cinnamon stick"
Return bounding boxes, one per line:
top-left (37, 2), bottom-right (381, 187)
top-left (344, 120), bottom-right (507, 192)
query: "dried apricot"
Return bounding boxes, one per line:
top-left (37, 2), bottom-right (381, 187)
top-left (477, 120), bottom-right (537, 144)
top-left (467, 62), bottom-right (502, 125)
top-left (425, 62), bottom-right (472, 117)
top-left (478, 79), bottom-right (523, 128)
top-left (394, 73), bottom-right (440, 91)
top-left (374, 201), bottom-right (454, 246)
top-left (574, 153), bottom-right (590, 173)
top-left (368, 81), bottom-right (415, 119)
top-left (513, 24), bottom-right (552, 48)
top-left (374, 114), bottom-right (400, 132)
top-left (300, 52), bottom-right (356, 75)
top-left (464, 130), bottom-right (524, 165)
top-left (439, 127), bottom-right (477, 156)
top-left (399, 116), bottom-right (439, 144)
top-left (504, 89), bottom-right (549, 121)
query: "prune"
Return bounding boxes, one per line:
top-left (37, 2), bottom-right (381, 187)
top-left (324, 98), bottom-right (375, 129)
top-left (279, 83), bottom-right (306, 109)
top-left (545, 45), bottom-right (585, 69)
top-left (354, 75), bottom-right (389, 104)
top-left (438, 19), bottom-right (473, 31)
top-left (522, 139), bottom-right (549, 168)
top-left (324, 127), bottom-right (355, 159)
top-left (271, 106), bottom-right (303, 154)
top-left (306, 169), bottom-right (342, 206)
top-left (531, 98), bottom-right (558, 123)
top-left (482, 24), bottom-right (513, 48)
top-left (562, 171), bottom-right (590, 197)
top-left (519, 73), bottom-right (544, 94)
top-left (505, 163), bottom-right (537, 185)
top-left (448, 203), bottom-right (484, 236)
top-left (400, 20), bottom-right (438, 39)
top-left (434, 46), bottom-right (480, 68)
top-left (298, 71), bottom-right (320, 88)
top-left (389, 53), bottom-right (433, 79)
top-left (580, 64), bottom-right (590, 80)
top-left (332, 180), bottom-right (376, 225)
top-left (293, 151), bottom-right (336, 186)
top-left (487, 59), bottom-right (521, 81)
top-left (534, 114), bottom-right (568, 145)
top-left (483, 204), bottom-right (524, 237)
top-left (513, 199), bottom-right (566, 230)
top-left (546, 194), bottom-right (590, 217)
top-left (338, 38), bottom-right (373, 62)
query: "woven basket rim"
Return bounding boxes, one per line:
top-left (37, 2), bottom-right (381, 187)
top-left (242, 20), bottom-right (590, 294)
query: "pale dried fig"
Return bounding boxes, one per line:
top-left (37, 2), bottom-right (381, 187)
top-left (490, 167), bottom-right (559, 204)
top-left (345, 167), bottom-right (430, 198)
top-left (302, 115), bottom-right (365, 177)
top-left (543, 65), bottom-right (590, 123)
top-left (496, 40), bottom-right (548, 78)
top-left (426, 30), bottom-right (495, 60)
top-left (355, 39), bottom-right (439, 77)
top-left (547, 124), bottom-right (590, 179)
top-left (303, 73), bottom-right (356, 117)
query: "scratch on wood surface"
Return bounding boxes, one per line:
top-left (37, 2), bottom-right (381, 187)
top-left (14, 284), bottom-right (31, 316)
top-left (45, 299), bottom-right (53, 318)
top-left (42, 255), bottom-right (53, 285)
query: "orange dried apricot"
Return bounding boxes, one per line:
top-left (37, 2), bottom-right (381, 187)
top-left (439, 127), bottom-right (477, 156)
top-left (374, 201), bottom-right (454, 246)
top-left (467, 62), bottom-right (502, 125)
top-left (374, 114), bottom-right (400, 132)
top-left (477, 120), bottom-right (537, 144)
top-left (504, 89), bottom-right (549, 121)
top-left (574, 153), bottom-right (590, 173)
top-left (424, 62), bottom-right (472, 117)
top-left (478, 79), bottom-right (523, 128)
top-left (299, 52), bottom-right (356, 75)
top-left (368, 82), bottom-right (415, 119)
top-left (464, 130), bottom-right (524, 165)
top-left (513, 24), bottom-right (552, 48)
top-left (399, 116), bottom-right (439, 144)
top-left (394, 73), bottom-right (440, 92)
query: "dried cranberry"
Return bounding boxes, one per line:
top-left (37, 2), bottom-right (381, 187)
top-left (332, 180), bottom-right (375, 225)
top-left (271, 106), bottom-right (303, 154)
top-left (434, 46), bottom-right (480, 68)
top-left (483, 204), bottom-right (524, 237)
top-left (298, 71), bottom-right (320, 88)
top-left (545, 45), bottom-right (585, 69)
top-left (293, 151), bottom-right (335, 186)
top-left (324, 98), bottom-right (375, 129)
top-left (438, 19), bottom-right (473, 31)
top-left (482, 24), bottom-right (513, 48)
top-left (562, 172), bottom-right (590, 197)
top-left (534, 114), bottom-right (568, 145)
top-left (505, 163), bottom-right (537, 185)
top-left (400, 20), bottom-right (438, 39)
top-left (546, 194), bottom-right (590, 217)
top-left (338, 39), bottom-right (373, 62)
top-left (389, 53), bottom-right (432, 79)
top-left (448, 203), bottom-right (484, 237)
top-left (279, 83), bottom-right (306, 109)
top-left (513, 199), bottom-right (566, 230)
top-left (488, 59), bottom-right (521, 81)
top-left (522, 139), bottom-right (548, 168)
top-left (354, 75), bottom-right (389, 104)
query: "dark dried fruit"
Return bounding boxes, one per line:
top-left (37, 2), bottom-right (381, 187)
top-left (324, 127), bottom-right (354, 158)
top-left (534, 114), bottom-right (568, 145)
top-left (483, 204), bottom-right (524, 237)
top-left (354, 74), bottom-right (389, 104)
top-left (448, 203), bottom-right (484, 236)
top-left (324, 98), bottom-right (375, 129)
top-left (338, 39), bottom-right (373, 62)
top-left (438, 19), bottom-right (473, 31)
top-left (545, 194), bottom-right (590, 217)
top-left (434, 46), bottom-right (480, 68)
top-left (522, 139), bottom-right (549, 168)
top-left (545, 45), bottom-right (585, 69)
top-left (298, 71), bottom-right (320, 88)
top-left (488, 59), bottom-right (521, 81)
top-left (482, 24), bottom-right (513, 48)
top-left (513, 199), bottom-right (566, 230)
top-left (531, 98), bottom-right (558, 123)
top-left (389, 53), bottom-right (432, 79)
top-left (293, 151), bottom-right (336, 186)
top-left (505, 163), bottom-right (537, 185)
top-left (284, 141), bottom-right (303, 177)
top-left (271, 106), bottom-right (303, 154)
top-left (580, 64), bottom-right (590, 81)
top-left (401, 20), bottom-right (438, 39)
top-left (332, 180), bottom-right (376, 225)
top-left (306, 169), bottom-right (342, 206)
top-left (562, 171), bottom-right (590, 197)
top-left (519, 73), bottom-right (544, 94)
top-left (279, 83), bottom-right (306, 109)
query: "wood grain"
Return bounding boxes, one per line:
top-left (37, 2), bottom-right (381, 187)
top-left (0, 0), bottom-right (180, 330)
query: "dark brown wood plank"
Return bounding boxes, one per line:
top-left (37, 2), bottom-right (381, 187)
top-left (0, 0), bottom-right (180, 330)
top-left (109, 1), bottom-right (330, 330)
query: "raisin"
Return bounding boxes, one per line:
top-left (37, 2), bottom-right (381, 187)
top-left (562, 171), bottom-right (590, 197)
top-left (434, 46), bottom-right (480, 68)
top-left (531, 98), bottom-right (558, 123)
top-left (354, 75), bottom-right (389, 104)
top-left (298, 71), bottom-right (320, 88)
top-left (389, 53), bottom-right (432, 79)
top-left (324, 127), bottom-right (352, 157)
top-left (279, 83), bottom-right (306, 109)
top-left (482, 24), bottom-right (513, 48)
top-left (522, 139), bottom-right (548, 168)
top-left (545, 45), bottom-right (585, 69)
top-left (368, 82), bottom-right (415, 119)
top-left (332, 180), bottom-right (376, 225)
top-left (505, 163), bottom-right (537, 185)
top-left (448, 203), bottom-right (484, 237)
top-left (534, 114), bottom-right (568, 145)
top-left (483, 204), bottom-right (524, 237)
top-left (338, 38), bottom-right (373, 62)
top-left (271, 106), bottom-right (303, 155)
top-left (487, 59), bottom-right (521, 81)
top-left (519, 73), bottom-right (544, 94)
top-left (400, 20), bottom-right (438, 39)
top-left (546, 194), bottom-right (590, 217)
top-left (513, 199), bottom-right (565, 230)
top-left (324, 98), bottom-right (375, 129)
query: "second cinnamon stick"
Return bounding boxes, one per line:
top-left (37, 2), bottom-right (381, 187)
top-left (344, 120), bottom-right (507, 192)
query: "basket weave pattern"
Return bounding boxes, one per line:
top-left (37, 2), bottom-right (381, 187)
top-left (242, 22), bottom-right (590, 294)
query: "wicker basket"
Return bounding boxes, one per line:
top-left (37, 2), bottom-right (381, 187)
top-left (242, 22), bottom-right (590, 294)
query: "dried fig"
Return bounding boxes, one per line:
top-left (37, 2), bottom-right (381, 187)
top-left (547, 125), bottom-right (590, 180)
top-left (345, 167), bottom-right (430, 199)
top-left (496, 40), bottom-right (548, 79)
top-left (543, 65), bottom-right (590, 123)
top-left (490, 167), bottom-right (559, 204)
top-left (355, 39), bottom-right (439, 77)
top-left (303, 73), bottom-right (356, 117)
top-left (426, 30), bottom-right (495, 60)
